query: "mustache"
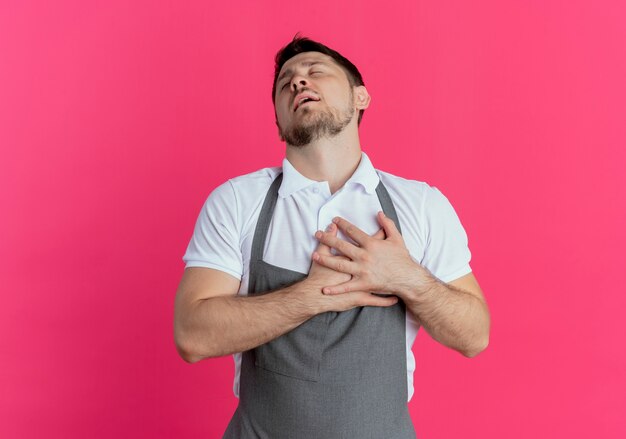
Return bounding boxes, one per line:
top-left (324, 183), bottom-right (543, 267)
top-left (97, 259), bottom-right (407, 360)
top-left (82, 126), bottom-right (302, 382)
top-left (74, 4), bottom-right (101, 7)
top-left (292, 87), bottom-right (317, 104)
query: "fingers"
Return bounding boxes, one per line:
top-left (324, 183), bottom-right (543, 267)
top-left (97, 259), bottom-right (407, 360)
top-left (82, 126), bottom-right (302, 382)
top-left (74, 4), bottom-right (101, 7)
top-left (312, 253), bottom-right (359, 276)
top-left (316, 219), bottom-right (386, 258)
top-left (314, 223), bottom-right (338, 255)
top-left (372, 227), bottom-right (386, 240)
top-left (351, 291), bottom-right (399, 308)
top-left (322, 277), bottom-right (373, 294)
top-left (376, 211), bottom-right (401, 241)
top-left (315, 228), bottom-right (362, 260)
top-left (331, 217), bottom-right (370, 247)
top-left (323, 290), bottom-right (399, 311)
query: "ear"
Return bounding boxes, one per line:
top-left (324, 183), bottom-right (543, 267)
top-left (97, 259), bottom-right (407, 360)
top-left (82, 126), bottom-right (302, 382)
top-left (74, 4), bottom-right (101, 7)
top-left (353, 85), bottom-right (371, 110)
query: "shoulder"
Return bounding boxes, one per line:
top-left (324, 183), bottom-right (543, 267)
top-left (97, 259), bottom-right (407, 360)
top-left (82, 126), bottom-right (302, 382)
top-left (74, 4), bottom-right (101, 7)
top-left (198, 166), bottom-right (282, 234)
top-left (206, 165), bottom-right (282, 206)
top-left (375, 168), bottom-right (434, 207)
top-left (374, 168), bottom-right (462, 227)
top-left (227, 165), bottom-right (282, 192)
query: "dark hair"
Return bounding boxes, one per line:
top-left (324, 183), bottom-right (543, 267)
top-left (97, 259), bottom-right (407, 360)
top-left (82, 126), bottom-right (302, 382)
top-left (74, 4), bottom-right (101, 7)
top-left (272, 34), bottom-right (366, 125)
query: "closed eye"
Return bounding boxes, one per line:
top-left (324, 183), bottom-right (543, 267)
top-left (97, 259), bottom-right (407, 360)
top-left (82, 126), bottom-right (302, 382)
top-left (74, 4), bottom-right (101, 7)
top-left (279, 70), bottom-right (324, 90)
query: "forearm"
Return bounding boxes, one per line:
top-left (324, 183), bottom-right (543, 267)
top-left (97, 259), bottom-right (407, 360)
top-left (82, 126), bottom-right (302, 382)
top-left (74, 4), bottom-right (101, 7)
top-left (400, 272), bottom-right (490, 357)
top-left (310, 214), bottom-right (490, 356)
top-left (178, 280), bottom-right (321, 362)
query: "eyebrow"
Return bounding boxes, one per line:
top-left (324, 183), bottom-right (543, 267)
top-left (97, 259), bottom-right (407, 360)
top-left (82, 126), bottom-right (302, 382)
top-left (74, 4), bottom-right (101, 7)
top-left (277, 61), bottom-right (326, 84)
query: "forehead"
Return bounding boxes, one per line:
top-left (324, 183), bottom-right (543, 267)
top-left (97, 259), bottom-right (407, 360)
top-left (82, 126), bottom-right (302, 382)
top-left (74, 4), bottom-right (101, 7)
top-left (277, 52), bottom-right (339, 79)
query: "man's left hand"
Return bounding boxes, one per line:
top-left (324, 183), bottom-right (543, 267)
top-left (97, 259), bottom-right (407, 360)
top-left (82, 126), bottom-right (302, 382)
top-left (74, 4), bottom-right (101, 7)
top-left (313, 211), bottom-right (431, 298)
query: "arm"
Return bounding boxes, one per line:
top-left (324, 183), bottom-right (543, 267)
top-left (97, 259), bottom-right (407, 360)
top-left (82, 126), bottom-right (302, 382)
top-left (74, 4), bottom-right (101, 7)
top-left (396, 270), bottom-right (489, 357)
top-left (175, 267), bottom-right (316, 363)
top-left (312, 213), bottom-right (490, 358)
top-left (174, 227), bottom-right (399, 364)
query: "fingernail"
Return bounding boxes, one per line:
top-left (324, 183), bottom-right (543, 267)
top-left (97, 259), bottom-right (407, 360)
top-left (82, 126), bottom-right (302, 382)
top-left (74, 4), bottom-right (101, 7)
top-left (326, 224), bottom-right (334, 232)
top-left (332, 217), bottom-right (339, 223)
top-left (315, 231), bottom-right (322, 238)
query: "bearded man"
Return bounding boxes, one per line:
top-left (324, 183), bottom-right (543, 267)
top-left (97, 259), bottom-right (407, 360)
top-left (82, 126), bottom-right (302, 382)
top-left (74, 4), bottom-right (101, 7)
top-left (174, 35), bottom-right (490, 439)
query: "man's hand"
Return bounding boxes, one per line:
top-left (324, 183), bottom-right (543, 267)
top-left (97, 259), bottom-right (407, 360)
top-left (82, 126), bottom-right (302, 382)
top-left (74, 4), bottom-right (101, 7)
top-left (306, 221), bottom-right (399, 311)
top-left (313, 212), bottom-right (490, 357)
top-left (312, 211), bottom-right (432, 299)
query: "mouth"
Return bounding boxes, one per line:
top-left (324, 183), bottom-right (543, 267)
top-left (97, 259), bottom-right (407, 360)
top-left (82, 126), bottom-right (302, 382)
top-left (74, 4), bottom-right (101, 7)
top-left (293, 93), bottom-right (321, 112)
top-left (295, 99), bottom-right (318, 111)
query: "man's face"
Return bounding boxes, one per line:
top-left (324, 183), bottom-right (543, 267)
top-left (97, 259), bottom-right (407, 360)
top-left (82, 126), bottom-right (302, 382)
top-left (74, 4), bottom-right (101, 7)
top-left (274, 52), bottom-right (356, 147)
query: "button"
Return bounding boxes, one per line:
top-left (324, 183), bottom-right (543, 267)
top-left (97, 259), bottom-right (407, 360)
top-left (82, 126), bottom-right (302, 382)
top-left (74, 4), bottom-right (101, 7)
top-left (312, 187), bottom-right (319, 194)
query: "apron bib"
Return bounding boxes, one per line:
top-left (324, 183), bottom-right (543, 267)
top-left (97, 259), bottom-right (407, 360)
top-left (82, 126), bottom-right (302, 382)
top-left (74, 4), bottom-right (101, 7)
top-left (224, 173), bottom-right (416, 439)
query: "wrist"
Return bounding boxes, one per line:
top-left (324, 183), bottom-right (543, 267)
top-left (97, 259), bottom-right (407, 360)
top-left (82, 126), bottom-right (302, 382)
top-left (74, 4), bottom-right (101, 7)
top-left (294, 278), bottom-right (327, 317)
top-left (395, 260), bottom-right (439, 302)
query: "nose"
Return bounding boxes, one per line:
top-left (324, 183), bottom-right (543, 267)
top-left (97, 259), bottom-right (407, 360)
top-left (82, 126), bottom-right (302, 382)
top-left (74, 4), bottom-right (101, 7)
top-left (290, 75), bottom-right (308, 92)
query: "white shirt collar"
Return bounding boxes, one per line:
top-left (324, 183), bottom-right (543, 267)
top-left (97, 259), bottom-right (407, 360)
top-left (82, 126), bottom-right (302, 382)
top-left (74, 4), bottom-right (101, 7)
top-left (278, 151), bottom-right (380, 198)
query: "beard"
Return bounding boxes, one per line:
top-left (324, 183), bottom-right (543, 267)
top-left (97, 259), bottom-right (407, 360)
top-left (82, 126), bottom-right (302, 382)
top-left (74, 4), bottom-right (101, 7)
top-left (280, 98), bottom-right (355, 147)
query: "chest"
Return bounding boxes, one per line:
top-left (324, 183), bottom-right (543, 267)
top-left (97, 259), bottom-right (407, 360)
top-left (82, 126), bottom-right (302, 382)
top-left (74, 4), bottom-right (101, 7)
top-left (240, 184), bottom-right (425, 279)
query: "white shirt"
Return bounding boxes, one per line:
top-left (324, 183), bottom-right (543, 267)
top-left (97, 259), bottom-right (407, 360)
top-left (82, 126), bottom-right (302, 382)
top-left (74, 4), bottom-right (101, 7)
top-left (183, 151), bottom-right (472, 401)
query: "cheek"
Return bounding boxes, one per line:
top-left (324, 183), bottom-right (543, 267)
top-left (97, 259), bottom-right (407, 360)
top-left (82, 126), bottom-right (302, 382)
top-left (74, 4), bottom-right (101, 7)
top-left (329, 93), bottom-right (353, 112)
top-left (276, 100), bottom-right (291, 120)
top-left (329, 85), bottom-right (353, 106)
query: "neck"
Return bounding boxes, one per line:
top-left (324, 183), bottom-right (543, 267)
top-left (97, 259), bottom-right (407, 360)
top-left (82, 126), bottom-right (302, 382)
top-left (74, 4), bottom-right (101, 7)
top-left (285, 124), bottom-right (362, 194)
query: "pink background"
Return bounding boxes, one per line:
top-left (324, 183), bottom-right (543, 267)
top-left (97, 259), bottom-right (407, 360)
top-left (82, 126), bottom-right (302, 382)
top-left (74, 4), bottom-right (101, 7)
top-left (1, 1), bottom-right (625, 437)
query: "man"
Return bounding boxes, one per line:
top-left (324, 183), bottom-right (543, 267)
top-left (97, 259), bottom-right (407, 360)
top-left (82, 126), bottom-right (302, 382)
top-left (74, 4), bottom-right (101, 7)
top-left (174, 36), bottom-right (490, 438)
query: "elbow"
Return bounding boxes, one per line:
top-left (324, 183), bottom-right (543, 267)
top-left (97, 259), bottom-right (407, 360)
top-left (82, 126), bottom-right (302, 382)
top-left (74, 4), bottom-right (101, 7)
top-left (174, 326), bottom-right (224, 363)
top-left (175, 338), bottom-right (198, 364)
top-left (174, 327), bottom-right (205, 364)
top-left (461, 334), bottom-right (489, 358)
top-left (462, 311), bottom-right (491, 358)
top-left (176, 343), bottom-right (203, 364)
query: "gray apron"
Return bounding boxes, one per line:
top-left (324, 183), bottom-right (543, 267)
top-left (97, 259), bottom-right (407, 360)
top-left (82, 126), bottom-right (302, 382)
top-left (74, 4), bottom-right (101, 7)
top-left (224, 173), bottom-right (416, 439)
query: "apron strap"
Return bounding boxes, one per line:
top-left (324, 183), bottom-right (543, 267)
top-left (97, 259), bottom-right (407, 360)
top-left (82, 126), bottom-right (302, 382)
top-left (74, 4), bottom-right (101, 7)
top-left (376, 179), bottom-right (403, 235)
top-left (248, 172), bottom-right (402, 294)
top-left (248, 172), bottom-right (283, 293)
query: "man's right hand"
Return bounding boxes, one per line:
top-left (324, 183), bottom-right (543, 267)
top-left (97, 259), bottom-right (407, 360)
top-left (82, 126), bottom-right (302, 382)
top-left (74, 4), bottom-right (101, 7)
top-left (304, 223), bottom-right (399, 313)
top-left (175, 223), bottom-right (398, 362)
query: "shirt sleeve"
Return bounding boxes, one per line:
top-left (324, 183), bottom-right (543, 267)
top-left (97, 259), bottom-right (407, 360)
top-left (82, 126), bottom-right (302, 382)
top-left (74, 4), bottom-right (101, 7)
top-left (182, 180), bottom-right (243, 280)
top-left (420, 186), bottom-right (472, 283)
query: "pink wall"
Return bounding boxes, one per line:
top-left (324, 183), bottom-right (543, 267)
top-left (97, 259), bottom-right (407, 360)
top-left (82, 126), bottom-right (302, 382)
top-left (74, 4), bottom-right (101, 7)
top-left (1, 1), bottom-right (625, 437)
